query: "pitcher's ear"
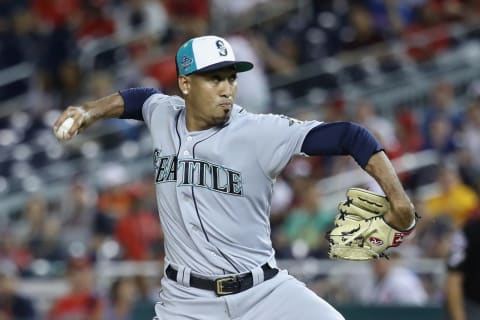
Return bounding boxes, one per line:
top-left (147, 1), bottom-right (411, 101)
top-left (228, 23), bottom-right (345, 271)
top-left (178, 75), bottom-right (190, 96)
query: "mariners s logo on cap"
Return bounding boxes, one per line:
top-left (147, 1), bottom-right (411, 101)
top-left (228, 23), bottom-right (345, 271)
top-left (216, 40), bottom-right (228, 56)
top-left (175, 35), bottom-right (254, 76)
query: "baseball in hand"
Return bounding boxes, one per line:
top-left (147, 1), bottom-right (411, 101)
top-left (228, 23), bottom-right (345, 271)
top-left (55, 117), bottom-right (76, 140)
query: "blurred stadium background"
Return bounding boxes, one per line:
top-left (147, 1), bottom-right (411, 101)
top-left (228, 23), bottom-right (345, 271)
top-left (0, 0), bottom-right (479, 319)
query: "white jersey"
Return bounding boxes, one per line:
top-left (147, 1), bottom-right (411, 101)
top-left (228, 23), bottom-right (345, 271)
top-left (142, 93), bottom-right (320, 276)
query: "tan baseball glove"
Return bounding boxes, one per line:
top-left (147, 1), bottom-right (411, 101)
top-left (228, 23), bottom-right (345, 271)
top-left (327, 188), bottom-right (417, 260)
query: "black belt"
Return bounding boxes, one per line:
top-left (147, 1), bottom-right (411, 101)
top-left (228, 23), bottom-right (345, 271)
top-left (165, 263), bottom-right (279, 296)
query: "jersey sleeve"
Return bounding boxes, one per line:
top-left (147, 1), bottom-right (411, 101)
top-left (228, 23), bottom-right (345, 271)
top-left (253, 114), bottom-right (321, 178)
top-left (119, 87), bottom-right (160, 120)
top-left (301, 122), bottom-right (383, 168)
top-left (142, 93), bottom-right (184, 129)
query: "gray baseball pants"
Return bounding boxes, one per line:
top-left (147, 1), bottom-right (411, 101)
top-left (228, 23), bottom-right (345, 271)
top-left (154, 268), bottom-right (345, 320)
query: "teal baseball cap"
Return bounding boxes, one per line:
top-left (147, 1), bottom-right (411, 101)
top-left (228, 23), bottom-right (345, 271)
top-left (176, 35), bottom-right (254, 76)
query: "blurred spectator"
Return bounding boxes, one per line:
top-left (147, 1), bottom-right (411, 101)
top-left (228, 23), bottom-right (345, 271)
top-left (423, 163), bottom-right (479, 228)
top-left (0, 9), bottom-right (25, 65)
top-left (422, 81), bottom-right (463, 151)
top-left (270, 176), bottom-right (294, 227)
top-left (58, 179), bottom-right (96, 254)
top-left (164, 0), bottom-right (209, 37)
top-left (26, 71), bottom-right (61, 115)
top-left (446, 217), bottom-right (480, 320)
top-left (76, 3), bottom-right (116, 44)
top-left (342, 3), bottom-right (385, 51)
top-left (363, 0), bottom-right (419, 36)
top-left (249, 31), bottom-right (298, 75)
top-left (457, 147), bottom-right (480, 195)
top-left (0, 259), bottom-right (37, 320)
top-left (93, 163), bottom-right (132, 238)
top-left (402, 2), bottom-right (452, 62)
top-left (394, 108), bottom-right (424, 154)
top-left (392, 107), bottom-right (424, 187)
top-left (353, 99), bottom-right (399, 154)
top-left (427, 0), bottom-right (465, 22)
top-left (320, 96), bottom-right (347, 123)
top-left (464, 0), bottom-right (480, 27)
top-left (37, 26), bottom-right (79, 99)
top-left (114, 195), bottom-right (162, 260)
top-left (142, 32), bottom-right (188, 95)
top-left (87, 71), bottom-right (116, 100)
top-left (269, 175), bottom-right (294, 258)
top-left (359, 252), bottom-right (428, 305)
top-left (424, 113), bottom-right (459, 155)
top-left (32, 0), bottom-right (81, 28)
top-left (57, 60), bottom-right (83, 106)
top-left (48, 256), bottom-right (104, 320)
top-left (130, 275), bottom-right (156, 320)
top-left (227, 33), bottom-right (271, 113)
top-left (0, 231), bottom-right (32, 277)
top-left (0, 13), bottom-right (29, 100)
top-left (418, 214), bottom-right (457, 259)
top-left (457, 98), bottom-right (480, 192)
top-left (282, 178), bottom-right (335, 258)
top-left (11, 7), bottom-right (45, 66)
top-left (15, 195), bottom-right (63, 261)
top-left (340, 2), bottom-right (387, 70)
top-left (104, 277), bottom-right (137, 320)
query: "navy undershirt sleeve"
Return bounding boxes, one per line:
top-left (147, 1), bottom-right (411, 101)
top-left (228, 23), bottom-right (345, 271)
top-left (301, 122), bottom-right (384, 168)
top-left (118, 87), bottom-right (160, 121)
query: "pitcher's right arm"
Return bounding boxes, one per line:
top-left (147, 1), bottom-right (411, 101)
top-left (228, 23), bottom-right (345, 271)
top-left (53, 88), bottom-right (160, 140)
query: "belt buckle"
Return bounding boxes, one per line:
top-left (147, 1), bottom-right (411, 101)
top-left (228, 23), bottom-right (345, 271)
top-left (215, 276), bottom-right (238, 296)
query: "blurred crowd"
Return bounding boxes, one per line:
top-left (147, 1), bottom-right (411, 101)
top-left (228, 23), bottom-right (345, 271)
top-left (1, 0), bottom-right (480, 318)
top-left (1, 0), bottom-right (480, 104)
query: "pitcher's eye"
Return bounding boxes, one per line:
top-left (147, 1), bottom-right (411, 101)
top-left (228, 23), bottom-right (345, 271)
top-left (211, 76), bottom-right (221, 83)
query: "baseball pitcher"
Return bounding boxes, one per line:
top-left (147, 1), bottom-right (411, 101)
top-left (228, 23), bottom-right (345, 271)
top-left (53, 35), bottom-right (417, 319)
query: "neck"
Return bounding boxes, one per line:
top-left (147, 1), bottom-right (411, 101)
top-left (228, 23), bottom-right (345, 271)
top-left (185, 108), bottom-right (209, 131)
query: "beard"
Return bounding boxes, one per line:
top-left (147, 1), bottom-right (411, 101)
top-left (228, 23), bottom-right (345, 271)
top-left (211, 108), bottom-right (231, 127)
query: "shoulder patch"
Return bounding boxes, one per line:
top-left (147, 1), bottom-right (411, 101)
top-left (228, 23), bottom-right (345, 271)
top-left (279, 115), bottom-right (303, 126)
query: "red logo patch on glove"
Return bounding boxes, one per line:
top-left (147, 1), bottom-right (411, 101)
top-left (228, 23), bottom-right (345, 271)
top-left (369, 237), bottom-right (384, 246)
top-left (392, 230), bottom-right (412, 247)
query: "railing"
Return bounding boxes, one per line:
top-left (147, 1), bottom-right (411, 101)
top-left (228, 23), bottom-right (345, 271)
top-left (0, 141), bottom-right (438, 215)
top-left (269, 24), bottom-right (480, 114)
top-left (0, 62), bottom-right (33, 88)
top-left (210, 0), bottom-right (308, 34)
top-left (1, 15), bottom-right (477, 109)
top-left (17, 257), bottom-right (446, 316)
top-left (91, 257), bottom-right (445, 287)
